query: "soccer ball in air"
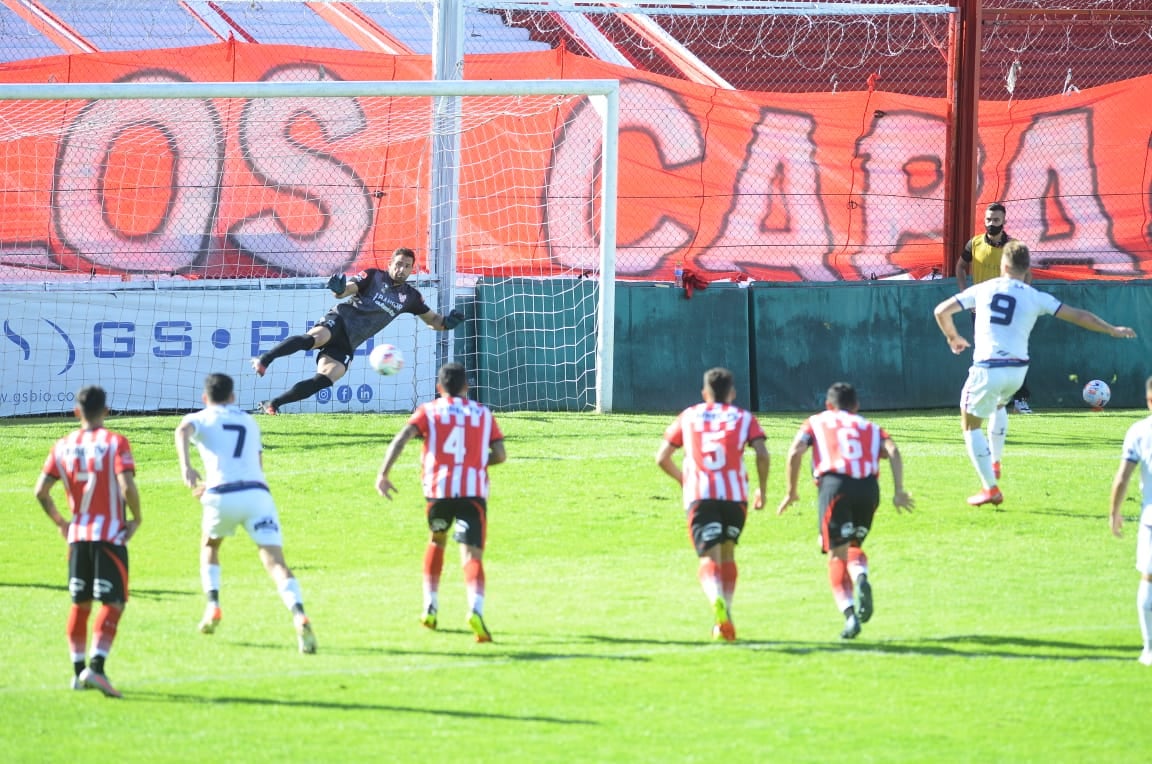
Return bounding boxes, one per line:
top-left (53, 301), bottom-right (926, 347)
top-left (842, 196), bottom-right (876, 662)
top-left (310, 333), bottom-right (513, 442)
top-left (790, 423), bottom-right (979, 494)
top-left (1082, 379), bottom-right (1111, 410)
top-left (368, 343), bottom-right (404, 376)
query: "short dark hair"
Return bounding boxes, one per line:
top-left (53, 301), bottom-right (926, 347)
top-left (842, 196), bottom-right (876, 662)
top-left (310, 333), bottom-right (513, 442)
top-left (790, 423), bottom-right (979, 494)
top-left (1002, 240), bottom-right (1030, 271)
top-left (826, 381), bottom-right (858, 410)
top-left (704, 367), bottom-right (734, 401)
top-left (393, 247), bottom-right (416, 262)
top-left (438, 362), bottom-right (468, 396)
top-left (987, 202), bottom-right (1006, 215)
top-left (203, 373), bottom-right (234, 404)
top-left (76, 385), bottom-right (107, 417)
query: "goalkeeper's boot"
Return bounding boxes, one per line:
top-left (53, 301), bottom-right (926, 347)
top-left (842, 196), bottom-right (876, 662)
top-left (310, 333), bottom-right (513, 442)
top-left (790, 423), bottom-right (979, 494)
top-left (468, 611), bottom-right (492, 643)
top-left (856, 573), bottom-right (873, 623)
top-left (199, 603), bottom-right (222, 634)
top-left (966, 486), bottom-right (1004, 507)
top-left (258, 401), bottom-right (279, 416)
top-left (295, 614), bottom-right (317, 654)
top-left (79, 667), bottom-right (122, 698)
top-left (420, 605), bottom-right (437, 630)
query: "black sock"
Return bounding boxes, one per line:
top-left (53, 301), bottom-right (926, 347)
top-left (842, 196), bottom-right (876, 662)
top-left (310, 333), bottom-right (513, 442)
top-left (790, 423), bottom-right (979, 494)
top-left (74, 660), bottom-right (86, 677)
top-left (260, 334), bottom-right (317, 366)
top-left (90, 655), bottom-right (106, 674)
top-left (272, 374), bottom-right (334, 409)
top-left (207, 590), bottom-right (219, 605)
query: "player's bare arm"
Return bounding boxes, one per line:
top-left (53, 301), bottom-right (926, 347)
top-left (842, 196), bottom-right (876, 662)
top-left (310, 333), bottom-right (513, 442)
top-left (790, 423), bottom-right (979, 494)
top-left (775, 435), bottom-right (808, 515)
top-left (933, 298), bottom-right (971, 354)
top-left (418, 307), bottom-right (466, 332)
top-left (377, 424), bottom-right (419, 499)
top-left (489, 439), bottom-right (507, 466)
top-left (118, 470), bottom-right (142, 541)
top-left (655, 441), bottom-right (683, 484)
top-left (1054, 305), bottom-right (1137, 338)
top-left (33, 473), bottom-right (69, 538)
top-left (174, 421), bottom-right (203, 492)
top-left (955, 255), bottom-right (970, 290)
top-left (1110, 459), bottom-right (1138, 538)
top-left (750, 436), bottom-right (770, 510)
top-left (881, 438), bottom-right (914, 512)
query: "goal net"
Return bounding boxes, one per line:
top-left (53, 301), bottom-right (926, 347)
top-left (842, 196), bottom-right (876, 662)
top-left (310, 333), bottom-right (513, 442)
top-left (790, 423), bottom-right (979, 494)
top-left (0, 77), bottom-right (619, 416)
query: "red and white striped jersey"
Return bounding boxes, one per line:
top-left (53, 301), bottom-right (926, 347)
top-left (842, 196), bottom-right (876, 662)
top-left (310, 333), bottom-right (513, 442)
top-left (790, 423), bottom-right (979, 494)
top-left (408, 396), bottom-right (503, 499)
top-left (663, 402), bottom-right (767, 507)
top-left (800, 409), bottom-right (888, 479)
top-left (41, 427), bottom-right (136, 544)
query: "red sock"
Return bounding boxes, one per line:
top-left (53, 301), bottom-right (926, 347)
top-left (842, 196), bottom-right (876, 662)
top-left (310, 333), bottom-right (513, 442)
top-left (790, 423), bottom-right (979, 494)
top-left (423, 543), bottom-right (445, 594)
top-left (92, 605), bottom-right (122, 655)
top-left (828, 557), bottom-right (853, 606)
top-left (697, 558), bottom-right (721, 601)
top-left (847, 546), bottom-right (868, 570)
top-left (67, 603), bottom-right (91, 656)
top-left (463, 559), bottom-right (485, 598)
top-left (720, 561), bottom-right (738, 600)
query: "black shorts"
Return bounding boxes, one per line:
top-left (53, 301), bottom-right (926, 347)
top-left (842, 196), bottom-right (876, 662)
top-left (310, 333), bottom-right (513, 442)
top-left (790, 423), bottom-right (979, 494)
top-left (687, 499), bottom-right (747, 556)
top-left (817, 474), bottom-right (879, 552)
top-left (68, 541), bottom-right (129, 604)
top-left (426, 497), bottom-right (487, 549)
top-left (314, 311), bottom-right (355, 368)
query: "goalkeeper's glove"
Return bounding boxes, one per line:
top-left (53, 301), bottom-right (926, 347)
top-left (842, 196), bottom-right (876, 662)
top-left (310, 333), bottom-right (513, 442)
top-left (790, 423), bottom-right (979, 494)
top-left (443, 309), bottom-right (465, 331)
top-left (326, 273), bottom-right (347, 294)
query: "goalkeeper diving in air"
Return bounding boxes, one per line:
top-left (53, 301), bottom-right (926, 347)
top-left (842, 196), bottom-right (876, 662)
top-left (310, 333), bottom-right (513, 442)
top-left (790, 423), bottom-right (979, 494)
top-left (251, 247), bottom-right (464, 414)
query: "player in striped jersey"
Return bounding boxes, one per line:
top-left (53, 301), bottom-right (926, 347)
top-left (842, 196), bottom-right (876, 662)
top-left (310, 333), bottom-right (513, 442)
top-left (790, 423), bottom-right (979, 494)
top-left (34, 386), bottom-right (141, 698)
top-left (1109, 376), bottom-right (1152, 666)
top-left (175, 373), bottom-right (317, 654)
top-left (777, 382), bottom-right (913, 640)
top-left (376, 362), bottom-right (506, 642)
top-left (657, 368), bottom-right (771, 642)
top-left (935, 240), bottom-right (1136, 507)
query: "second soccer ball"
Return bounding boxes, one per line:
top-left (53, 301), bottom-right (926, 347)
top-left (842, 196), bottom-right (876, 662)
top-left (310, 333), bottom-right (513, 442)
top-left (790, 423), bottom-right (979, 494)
top-left (369, 343), bottom-right (404, 376)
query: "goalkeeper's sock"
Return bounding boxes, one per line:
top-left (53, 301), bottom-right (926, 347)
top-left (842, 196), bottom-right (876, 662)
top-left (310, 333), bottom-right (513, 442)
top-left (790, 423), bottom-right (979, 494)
top-left (260, 334), bottom-right (316, 365)
top-left (272, 374), bottom-right (333, 409)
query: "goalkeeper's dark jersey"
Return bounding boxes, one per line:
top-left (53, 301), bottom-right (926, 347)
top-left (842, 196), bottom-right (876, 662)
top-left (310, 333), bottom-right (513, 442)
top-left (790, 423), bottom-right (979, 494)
top-left (334, 268), bottom-right (430, 348)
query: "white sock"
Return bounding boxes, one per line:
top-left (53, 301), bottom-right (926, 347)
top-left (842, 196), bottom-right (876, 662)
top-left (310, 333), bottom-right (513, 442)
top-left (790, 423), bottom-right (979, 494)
top-left (1138, 579), bottom-right (1152, 650)
top-left (988, 407), bottom-right (1008, 464)
top-left (963, 428), bottom-right (997, 489)
top-left (202, 563), bottom-right (221, 595)
top-left (278, 577), bottom-right (304, 611)
top-left (470, 593), bottom-right (485, 616)
top-left (424, 591), bottom-right (439, 613)
top-left (847, 560), bottom-right (868, 581)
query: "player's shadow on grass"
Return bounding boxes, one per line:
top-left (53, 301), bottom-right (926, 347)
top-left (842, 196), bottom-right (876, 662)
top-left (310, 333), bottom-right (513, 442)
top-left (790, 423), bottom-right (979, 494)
top-left (0, 581), bottom-right (190, 599)
top-left (755, 634), bottom-right (1133, 662)
top-left (130, 690), bottom-right (596, 725)
top-left (232, 636), bottom-right (651, 663)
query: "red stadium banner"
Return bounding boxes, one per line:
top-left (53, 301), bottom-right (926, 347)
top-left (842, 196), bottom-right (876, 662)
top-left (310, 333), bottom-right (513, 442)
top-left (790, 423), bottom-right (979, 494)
top-left (0, 42), bottom-right (1149, 282)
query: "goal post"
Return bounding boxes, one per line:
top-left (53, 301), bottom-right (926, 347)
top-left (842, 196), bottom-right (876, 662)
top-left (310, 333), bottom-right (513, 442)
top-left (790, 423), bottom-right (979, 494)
top-left (0, 78), bottom-right (618, 416)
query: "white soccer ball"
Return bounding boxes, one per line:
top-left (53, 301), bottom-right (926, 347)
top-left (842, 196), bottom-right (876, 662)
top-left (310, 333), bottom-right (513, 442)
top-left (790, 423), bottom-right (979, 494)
top-left (1082, 379), bottom-right (1111, 409)
top-left (368, 343), bottom-right (404, 376)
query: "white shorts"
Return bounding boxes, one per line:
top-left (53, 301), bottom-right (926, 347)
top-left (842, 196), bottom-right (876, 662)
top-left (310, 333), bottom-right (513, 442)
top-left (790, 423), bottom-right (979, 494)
top-left (961, 365), bottom-right (1028, 419)
top-left (201, 487), bottom-right (284, 547)
top-left (1137, 505), bottom-right (1152, 575)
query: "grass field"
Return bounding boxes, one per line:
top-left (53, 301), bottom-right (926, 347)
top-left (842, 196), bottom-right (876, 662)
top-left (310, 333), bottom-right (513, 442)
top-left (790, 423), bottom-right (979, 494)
top-left (3, 405), bottom-right (1150, 763)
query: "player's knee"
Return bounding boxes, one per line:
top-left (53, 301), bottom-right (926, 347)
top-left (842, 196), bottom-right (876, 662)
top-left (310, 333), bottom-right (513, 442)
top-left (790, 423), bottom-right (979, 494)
top-left (312, 374), bottom-right (334, 389)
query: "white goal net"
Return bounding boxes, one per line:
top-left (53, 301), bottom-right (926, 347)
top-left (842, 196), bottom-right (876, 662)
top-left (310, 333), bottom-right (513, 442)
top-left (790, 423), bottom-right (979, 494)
top-left (0, 78), bottom-right (618, 416)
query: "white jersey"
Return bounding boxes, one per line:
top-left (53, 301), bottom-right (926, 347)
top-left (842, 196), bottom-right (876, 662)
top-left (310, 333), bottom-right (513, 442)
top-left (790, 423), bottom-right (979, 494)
top-left (180, 404), bottom-right (266, 489)
top-left (1121, 416), bottom-right (1152, 509)
top-left (955, 277), bottom-right (1062, 365)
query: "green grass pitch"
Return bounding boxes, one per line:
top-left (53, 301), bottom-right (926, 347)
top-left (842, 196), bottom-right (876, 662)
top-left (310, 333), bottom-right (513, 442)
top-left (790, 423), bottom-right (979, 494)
top-left (2, 407), bottom-right (1150, 762)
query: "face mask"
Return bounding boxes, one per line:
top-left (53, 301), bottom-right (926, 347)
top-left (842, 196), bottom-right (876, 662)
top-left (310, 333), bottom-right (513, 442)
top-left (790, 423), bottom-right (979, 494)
top-left (986, 224), bottom-right (1004, 237)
